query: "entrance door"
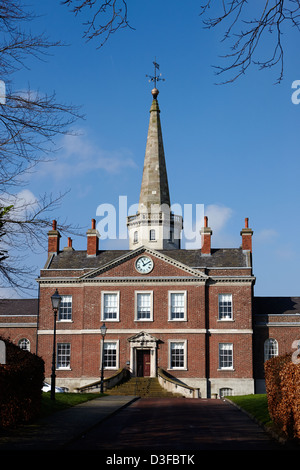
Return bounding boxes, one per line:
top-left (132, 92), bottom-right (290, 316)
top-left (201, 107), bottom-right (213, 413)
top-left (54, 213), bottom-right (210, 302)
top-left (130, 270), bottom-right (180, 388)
top-left (136, 349), bottom-right (151, 377)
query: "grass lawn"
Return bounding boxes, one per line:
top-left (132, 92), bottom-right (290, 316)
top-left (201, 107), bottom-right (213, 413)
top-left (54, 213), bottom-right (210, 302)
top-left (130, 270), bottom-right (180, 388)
top-left (40, 392), bottom-right (106, 418)
top-left (227, 394), bottom-right (273, 427)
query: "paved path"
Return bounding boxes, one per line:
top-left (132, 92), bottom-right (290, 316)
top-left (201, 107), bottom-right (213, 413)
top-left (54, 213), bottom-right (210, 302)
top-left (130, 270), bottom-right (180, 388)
top-left (64, 398), bottom-right (286, 451)
top-left (0, 395), bottom-right (138, 451)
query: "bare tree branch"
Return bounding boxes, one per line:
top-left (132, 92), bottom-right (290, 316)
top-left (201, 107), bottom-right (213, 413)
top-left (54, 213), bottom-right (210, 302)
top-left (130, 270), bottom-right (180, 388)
top-left (62, 0), bottom-right (134, 47)
top-left (0, 1), bottom-right (84, 292)
top-left (200, 0), bottom-right (300, 84)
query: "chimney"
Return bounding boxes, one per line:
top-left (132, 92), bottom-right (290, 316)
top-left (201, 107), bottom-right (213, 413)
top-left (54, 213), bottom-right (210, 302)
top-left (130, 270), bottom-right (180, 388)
top-left (48, 220), bottom-right (61, 255)
top-left (200, 216), bottom-right (213, 255)
top-left (63, 237), bottom-right (74, 251)
top-left (86, 218), bottom-right (100, 256)
top-left (240, 217), bottom-right (253, 252)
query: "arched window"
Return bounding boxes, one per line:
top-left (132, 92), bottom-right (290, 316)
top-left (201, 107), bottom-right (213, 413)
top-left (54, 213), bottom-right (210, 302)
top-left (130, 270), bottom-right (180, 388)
top-left (149, 229), bottom-right (155, 241)
top-left (18, 338), bottom-right (30, 352)
top-left (264, 338), bottom-right (278, 361)
top-left (134, 231), bottom-right (138, 243)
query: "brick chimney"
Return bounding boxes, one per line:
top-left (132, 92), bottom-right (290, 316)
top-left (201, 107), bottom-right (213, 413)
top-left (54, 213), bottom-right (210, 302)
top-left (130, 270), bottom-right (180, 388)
top-left (86, 218), bottom-right (99, 256)
top-left (240, 217), bottom-right (253, 252)
top-left (200, 216), bottom-right (213, 255)
top-left (63, 237), bottom-right (74, 251)
top-left (48, 220), bottom-right (61, 255)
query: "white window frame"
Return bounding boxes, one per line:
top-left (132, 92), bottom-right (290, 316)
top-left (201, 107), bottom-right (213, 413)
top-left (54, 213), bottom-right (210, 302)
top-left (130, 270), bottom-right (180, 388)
top-left (57, 343), bottom-right (71, 370)
top-left (264, 338), bottom-right (278, 361)
top-left (18, 338), bottom-right (30, 351)
top-left (218, 343), bottom-right (233, 370)
top-left (149, 229), bottom-right (156, 241)
top-left (168, 340), bottom-right (187, 370)
top-left (135, 291), bottom-right (153, 321)
top-left (168, 291), bottom-right (187, 321)
top-left (101, 291), bottom-right (120, 322)
top-left (218, 293), bottom-right (233, 321)
top-left (101, 340), bottom-right (119, 370)
top-left (58, 295), bottom-right (72, 321)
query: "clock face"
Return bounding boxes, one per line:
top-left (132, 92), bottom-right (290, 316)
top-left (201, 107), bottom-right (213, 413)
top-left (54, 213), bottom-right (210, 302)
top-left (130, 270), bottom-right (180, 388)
top-left (135, 256), bottom-right (154, 274)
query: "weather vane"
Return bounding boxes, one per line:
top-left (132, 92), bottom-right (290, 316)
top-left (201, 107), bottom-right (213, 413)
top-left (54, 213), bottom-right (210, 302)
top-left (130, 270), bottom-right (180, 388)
top-left (146, 59), bottom-right (165, 88)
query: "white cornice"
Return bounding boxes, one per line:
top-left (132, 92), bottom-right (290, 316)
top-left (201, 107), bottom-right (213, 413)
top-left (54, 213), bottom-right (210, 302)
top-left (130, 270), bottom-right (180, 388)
top-left (37, 328), bottom-right (253, 335)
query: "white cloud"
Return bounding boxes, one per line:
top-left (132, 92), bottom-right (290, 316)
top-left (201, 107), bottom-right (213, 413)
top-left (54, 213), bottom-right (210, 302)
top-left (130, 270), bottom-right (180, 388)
top-left (0, 189), bottom-right (38, 220)
top-left (255, 228), bottom-right (278, 242)
top-left (182, 203), bottom-right (234, 248)
top-left (205, 204), bottom-right (233, 234)
top-left (38, 131), bottom-right (137, 180)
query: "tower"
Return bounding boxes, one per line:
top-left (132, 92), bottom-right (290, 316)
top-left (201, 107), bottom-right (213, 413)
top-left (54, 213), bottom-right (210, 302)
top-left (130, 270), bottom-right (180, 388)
top-left (127, 64), bottom-right (183, 250)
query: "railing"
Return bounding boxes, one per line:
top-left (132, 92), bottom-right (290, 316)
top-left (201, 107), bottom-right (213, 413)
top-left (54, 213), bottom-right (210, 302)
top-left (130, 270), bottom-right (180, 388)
top-left (157, 368), bottom-right (200, 398)
top-left (127, 212), bottom-right (183, 224)
top-left (75, 368), bottom-right (129, 393)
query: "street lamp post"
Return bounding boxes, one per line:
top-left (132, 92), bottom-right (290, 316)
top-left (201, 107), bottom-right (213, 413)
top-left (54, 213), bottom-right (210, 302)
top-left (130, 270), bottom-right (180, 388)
top-left (100, 323), bottom-right (107, 393)
top-left (50, 289), bottom-right (62, 401)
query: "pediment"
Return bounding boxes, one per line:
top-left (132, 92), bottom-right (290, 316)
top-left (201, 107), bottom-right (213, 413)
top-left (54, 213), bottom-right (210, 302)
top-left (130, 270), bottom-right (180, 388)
top-left (79, 246), bottom-right (207, 281)
top-left (127, 331), bottom-right (159, 344)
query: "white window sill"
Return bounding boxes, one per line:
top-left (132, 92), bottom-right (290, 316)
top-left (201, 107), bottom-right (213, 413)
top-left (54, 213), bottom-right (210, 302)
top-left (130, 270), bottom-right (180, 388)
top-left (217, 318), bottom-right (234, 322)
top-left (168, 319), bottom-right (187, 322)
top-left (135, 319), bottom-right (153, 322)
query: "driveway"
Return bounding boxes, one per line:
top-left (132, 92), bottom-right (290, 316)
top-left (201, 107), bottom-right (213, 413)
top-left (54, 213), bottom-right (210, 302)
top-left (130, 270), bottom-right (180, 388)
top-left (65, 397), bottom-right (285, 451)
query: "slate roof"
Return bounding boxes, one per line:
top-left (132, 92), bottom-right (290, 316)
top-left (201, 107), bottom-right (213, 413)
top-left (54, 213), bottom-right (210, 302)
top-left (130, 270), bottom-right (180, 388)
top-left (253, 297), bottom-right (300, 315)
top-left (0, 298), bottom-right (38, 316)
top-left (45, 247), bottom-right (250, 271)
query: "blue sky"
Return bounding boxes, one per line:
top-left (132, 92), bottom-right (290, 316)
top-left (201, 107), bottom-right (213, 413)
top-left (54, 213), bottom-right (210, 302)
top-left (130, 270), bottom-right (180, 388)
top-left (4, 0), bottom-right (300, 298)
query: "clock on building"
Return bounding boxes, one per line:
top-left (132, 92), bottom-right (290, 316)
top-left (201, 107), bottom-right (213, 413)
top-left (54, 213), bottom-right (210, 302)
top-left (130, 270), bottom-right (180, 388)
top-left (135, 256), bottom-right (154, 274)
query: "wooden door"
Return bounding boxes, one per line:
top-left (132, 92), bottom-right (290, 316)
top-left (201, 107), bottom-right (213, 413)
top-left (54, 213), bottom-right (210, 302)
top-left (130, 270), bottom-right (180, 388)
top-left (137, 349), bottom-right (151, 377)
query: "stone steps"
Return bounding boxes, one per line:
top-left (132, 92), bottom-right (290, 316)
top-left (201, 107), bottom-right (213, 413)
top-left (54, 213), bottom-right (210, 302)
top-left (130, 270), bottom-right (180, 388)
top-left (107, 377), bottom-right (180, 398)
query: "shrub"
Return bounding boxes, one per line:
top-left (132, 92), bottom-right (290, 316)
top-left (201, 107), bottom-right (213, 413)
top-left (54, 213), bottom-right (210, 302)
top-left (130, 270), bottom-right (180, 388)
top-left (265, 353), bottom-right (300, 439)
top-left (0, 337), bottom-right (44, 428)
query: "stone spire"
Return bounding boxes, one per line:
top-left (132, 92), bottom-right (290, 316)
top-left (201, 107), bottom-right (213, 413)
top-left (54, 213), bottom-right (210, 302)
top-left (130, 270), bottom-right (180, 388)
top-left (138, 88), bottom-right (170, 212)
top-left (127, 84), bottom-right (183, 250)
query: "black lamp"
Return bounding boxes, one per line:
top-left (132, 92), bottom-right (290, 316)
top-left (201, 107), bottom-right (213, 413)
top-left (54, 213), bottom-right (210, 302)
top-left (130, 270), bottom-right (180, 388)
top-left (100, 323), bottom-right (107, 393)
top-left (50, 289), bottom-right (62, 400)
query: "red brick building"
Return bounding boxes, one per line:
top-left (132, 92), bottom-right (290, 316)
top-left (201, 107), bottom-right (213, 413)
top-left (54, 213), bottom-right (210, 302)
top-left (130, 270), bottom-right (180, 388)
top-left (1, 86), bottom-right (299, 398)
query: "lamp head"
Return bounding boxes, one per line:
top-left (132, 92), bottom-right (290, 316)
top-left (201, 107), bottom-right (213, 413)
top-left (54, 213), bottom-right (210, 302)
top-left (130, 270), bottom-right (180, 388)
top-left (51, 289), bottom-right (62, 310)
top-left (100, 323), bottom-right (107, 337)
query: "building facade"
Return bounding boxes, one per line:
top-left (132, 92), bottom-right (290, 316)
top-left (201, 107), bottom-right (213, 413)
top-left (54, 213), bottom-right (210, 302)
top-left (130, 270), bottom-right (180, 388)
top-left (1, 86), bottom-right (299, 398)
